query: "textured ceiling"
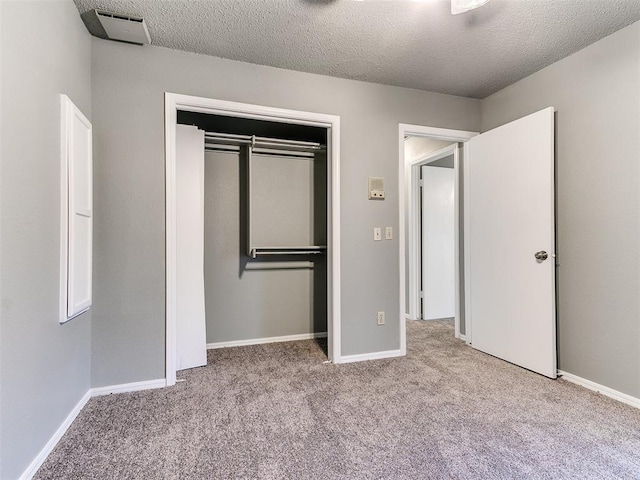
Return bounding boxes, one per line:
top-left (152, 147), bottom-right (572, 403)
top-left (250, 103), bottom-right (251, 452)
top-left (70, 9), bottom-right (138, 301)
top-left (73, 0), bottom-right (640, 99)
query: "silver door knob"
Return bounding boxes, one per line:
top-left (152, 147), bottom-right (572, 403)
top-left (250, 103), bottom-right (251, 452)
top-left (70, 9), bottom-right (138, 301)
top-left (535, 251), bottom-right (548, 261)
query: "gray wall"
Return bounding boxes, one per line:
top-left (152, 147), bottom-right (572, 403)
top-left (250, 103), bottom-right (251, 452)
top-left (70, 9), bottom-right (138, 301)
top-left (481, 22), bottom-right (640, 398)
top-left (204, 150), bottom-right (326, 343)
top-left (90, 38), bottom-right (480, 386)
top-left (0, 1), bottom-right (92, 478)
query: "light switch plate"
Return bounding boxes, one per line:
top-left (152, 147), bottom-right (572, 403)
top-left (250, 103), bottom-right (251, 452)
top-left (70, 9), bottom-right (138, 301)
top-left (374, 227), bottom-right (382, 241)
top-left (385, 227), bottom-right (393, 240)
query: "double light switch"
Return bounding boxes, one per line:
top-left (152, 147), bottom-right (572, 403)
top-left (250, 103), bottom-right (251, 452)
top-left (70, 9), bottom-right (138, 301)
top-left (374, 227), bottom-right (393, 241)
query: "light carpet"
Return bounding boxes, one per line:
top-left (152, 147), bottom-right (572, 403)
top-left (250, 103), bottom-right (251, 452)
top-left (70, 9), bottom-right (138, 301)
top-left (35, 320), bottom-right (640, 479)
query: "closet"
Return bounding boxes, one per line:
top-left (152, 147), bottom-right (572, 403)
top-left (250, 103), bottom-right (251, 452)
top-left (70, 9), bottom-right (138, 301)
top-left (175, 112), bottom-right (328, 369)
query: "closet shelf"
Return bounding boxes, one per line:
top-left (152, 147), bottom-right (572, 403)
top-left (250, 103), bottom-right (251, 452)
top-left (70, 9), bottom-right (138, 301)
top-left (249, 246), bottom-right (327, 259)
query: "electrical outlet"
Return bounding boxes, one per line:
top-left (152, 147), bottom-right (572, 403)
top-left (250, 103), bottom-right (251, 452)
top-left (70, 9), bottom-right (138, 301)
top-left (385, 226), bottom-right (393, 240)
top-left (377, 311), bottom-right (385, 325)
top-left (373, 227), bottom-right (382, 241)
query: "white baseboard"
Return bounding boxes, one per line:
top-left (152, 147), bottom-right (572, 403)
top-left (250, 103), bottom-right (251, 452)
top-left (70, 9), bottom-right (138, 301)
top-left (459, 334), bottom-right (467, 342)
top-left (207, 332), bottom-right (327, 350)
top-left (90, 378), bottom-right (166, 397)
top-left (20, 378), bottom-right (168, 479)
top-left (338, 349), bottom-right (405, 364)
top-left (19, 390), bottom-right (91, 480)
top-left (557, 370), bottom-right (640, 409)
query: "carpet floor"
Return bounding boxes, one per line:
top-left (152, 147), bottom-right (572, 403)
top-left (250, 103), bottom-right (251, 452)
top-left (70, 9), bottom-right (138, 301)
top-left (35, 320), bottom-right (640, 479)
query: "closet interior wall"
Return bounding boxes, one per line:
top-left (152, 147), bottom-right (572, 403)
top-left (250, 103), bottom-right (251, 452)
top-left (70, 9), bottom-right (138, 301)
top-left (178, 112), bottom-right (328, 347)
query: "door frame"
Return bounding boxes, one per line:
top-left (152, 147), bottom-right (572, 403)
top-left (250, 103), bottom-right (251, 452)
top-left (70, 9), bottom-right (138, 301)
top-left (165, 93), bottom-right (342, 386)
top-left (413, 144), bottom-right (458, 331)
top-left (398, 124), bottom-right (477, 350)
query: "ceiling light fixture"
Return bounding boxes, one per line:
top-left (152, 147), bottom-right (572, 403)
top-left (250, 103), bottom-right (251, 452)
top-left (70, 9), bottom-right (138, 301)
top-left (451, 0), bottom-right (490, 15)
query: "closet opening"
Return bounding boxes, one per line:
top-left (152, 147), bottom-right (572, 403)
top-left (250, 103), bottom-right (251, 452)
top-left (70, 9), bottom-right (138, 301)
top-left (165, 94), bottom-right (341, 386)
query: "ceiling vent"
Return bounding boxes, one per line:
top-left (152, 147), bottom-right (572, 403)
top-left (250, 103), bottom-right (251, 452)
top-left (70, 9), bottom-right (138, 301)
top-left (95, 10), bottom-right (151, 45)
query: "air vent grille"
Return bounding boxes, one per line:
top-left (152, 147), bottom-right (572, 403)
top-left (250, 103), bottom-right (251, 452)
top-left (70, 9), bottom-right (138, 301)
top-left (95, 9), bottom-right (151, 45)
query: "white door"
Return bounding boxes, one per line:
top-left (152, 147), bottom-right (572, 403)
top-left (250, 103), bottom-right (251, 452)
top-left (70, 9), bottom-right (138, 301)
top-left (421, 165), bottom-right (455, 320)
top-left (466, 107), bottom-right (556, 378)
top-left (176, 125), bottom-right (207, 371)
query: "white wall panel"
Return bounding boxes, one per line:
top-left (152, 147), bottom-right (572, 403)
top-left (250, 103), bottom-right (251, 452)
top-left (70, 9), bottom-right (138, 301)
top-left (61, 94), bottom-right (93, 322)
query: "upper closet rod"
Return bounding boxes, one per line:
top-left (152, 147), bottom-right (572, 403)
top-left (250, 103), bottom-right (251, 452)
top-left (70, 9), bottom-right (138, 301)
top-left (204, 144), bottom-right (316, 159)
top-left (204, 132), bottom-right (323, 152)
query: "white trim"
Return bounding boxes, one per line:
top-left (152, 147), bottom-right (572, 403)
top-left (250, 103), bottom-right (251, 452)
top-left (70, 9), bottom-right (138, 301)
top-left (207, 332), bottom-right (328, 350)
top-left (452, 145), bottom-right (461, 339)
top-left (19, 391), bottom-right (91, 480)
top-left (165, 93), bottom-right (342, 382)
top-left (400, 124), bottom-right (478, 143)
top-left (90, 379), bottom-right (167, 397)
top-left (459, 334), bottom-right (467, 342)
top-left (18, 378), bottom-right (168, 479)
top-left (165, 96), bottom-right (178, 386)
top-left (408, 161), bottom-right (421, 320)
top-left (59, 95), bottom-right (70, 324)
top-left (340, 349), bottom-right (405, 364)
top-left (462, 141), bottom-right (473, 346)
top-left (558, 370), bottom-right (640, 409)
top-left (399, 124), bottom-right (478, 351)
top-left (398, 126), bottom-right (408, 357)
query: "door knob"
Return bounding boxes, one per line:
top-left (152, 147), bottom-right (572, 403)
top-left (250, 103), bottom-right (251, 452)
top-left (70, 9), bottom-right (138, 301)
top-left (535, 251), bottom-right (548, 261)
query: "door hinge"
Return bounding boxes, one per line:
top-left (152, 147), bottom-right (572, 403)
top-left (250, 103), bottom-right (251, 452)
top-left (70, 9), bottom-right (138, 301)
top-left (419, 179), bottom-right (424, 188)
top-left (419, 291), bottom-right (424, 298)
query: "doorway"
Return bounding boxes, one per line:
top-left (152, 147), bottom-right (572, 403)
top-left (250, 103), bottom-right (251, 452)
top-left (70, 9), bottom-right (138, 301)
top-left (165, 94), bottom-right (342, 386)
top-left (405, 139), bottom-right (460, 335)
top-left (399, 125), bottom-right (477, 353)
top-left (417, 144), bottom-right (457, 324)
top-left (399, 109), bottom-right (556, 379)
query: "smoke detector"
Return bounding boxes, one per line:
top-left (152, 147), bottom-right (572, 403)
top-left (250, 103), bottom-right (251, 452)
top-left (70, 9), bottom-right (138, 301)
top-left (95, 10), bottom-right (151, 45)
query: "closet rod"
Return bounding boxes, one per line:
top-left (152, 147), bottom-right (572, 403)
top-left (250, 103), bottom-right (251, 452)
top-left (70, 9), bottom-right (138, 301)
top-left (204, 132), bottom-right (323, 152)
top-left (249, 246), bottom-right (327, 259)
top-left (252, 250), bottom-right (325, 256)
top-left (204, 145), bottom-right (316, 159)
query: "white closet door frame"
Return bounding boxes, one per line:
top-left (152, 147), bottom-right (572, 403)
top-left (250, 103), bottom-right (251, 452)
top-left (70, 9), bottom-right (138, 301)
top-left (164, 93), bottom-right (341, 386)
